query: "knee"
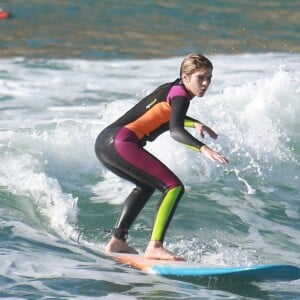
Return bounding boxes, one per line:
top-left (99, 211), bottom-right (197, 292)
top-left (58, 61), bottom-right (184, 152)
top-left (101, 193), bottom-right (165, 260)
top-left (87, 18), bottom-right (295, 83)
top-left (168, 180), bottom-right (184, 195)
top-left (165, 184), bottom-right (185, 199)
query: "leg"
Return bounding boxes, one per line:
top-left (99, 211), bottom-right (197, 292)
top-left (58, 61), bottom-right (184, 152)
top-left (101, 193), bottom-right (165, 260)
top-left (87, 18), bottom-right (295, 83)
top-left (106, 185), bottom-right (154, 253)
top-left (115, 185), bottom-right (154, 233)
top-left (151, 186), bottom-right (184, 243)
top-left (144, 186), bottom-right (185, 261)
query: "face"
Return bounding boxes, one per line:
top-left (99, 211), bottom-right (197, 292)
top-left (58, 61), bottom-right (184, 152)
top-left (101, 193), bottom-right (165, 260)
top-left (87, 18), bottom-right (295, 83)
top-left (182, 68), bottom-right (212, 97)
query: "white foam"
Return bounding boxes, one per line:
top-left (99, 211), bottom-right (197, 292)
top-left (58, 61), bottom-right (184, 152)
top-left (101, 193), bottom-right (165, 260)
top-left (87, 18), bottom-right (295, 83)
top-left (0, 151), bottom-right (78, 239)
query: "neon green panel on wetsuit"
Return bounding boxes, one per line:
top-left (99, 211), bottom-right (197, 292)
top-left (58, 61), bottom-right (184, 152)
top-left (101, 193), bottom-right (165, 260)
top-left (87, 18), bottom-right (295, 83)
top-left (150, 186), bottom-right (183, 241)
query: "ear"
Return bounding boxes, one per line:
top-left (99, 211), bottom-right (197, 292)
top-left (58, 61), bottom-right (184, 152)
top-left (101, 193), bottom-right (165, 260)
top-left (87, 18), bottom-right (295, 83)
top-left (181, 72), bottom-right (190, 83)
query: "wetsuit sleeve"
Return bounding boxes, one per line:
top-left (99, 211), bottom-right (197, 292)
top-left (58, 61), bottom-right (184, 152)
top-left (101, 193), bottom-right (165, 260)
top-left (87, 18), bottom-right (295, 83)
top-left (169, 97), bottom-right (205, 151)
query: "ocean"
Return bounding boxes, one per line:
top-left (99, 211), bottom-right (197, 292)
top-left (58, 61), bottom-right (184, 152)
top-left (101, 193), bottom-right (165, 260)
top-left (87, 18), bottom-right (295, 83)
top-left (0, 1), bottom-right (299, 299)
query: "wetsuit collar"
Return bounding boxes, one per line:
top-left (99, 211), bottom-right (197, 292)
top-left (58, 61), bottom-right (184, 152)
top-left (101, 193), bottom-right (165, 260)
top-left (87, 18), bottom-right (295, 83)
top-left (178, 78), bottom-right (194, 100)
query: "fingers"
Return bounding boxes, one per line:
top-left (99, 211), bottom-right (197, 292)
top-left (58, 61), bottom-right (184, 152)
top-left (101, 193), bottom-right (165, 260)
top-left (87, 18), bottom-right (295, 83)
top-left (208, 130), bottom-right (218, 140)
top-left (208, 151), bottom-right (228, 164)
top-left (200, 145), bottom-right (229, 164)
top-left (199, 125), bottom-right (218, 140)
top-left (200, 131), bottom-right (205, 138)
top-left (205, 126), bottom-right (218, 139)
top-left (213, 153), bottom-right (229, 164)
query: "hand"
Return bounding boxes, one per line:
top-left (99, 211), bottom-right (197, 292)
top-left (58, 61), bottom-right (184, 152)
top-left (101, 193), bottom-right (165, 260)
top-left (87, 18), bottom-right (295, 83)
top-left (200, 145), bottom-right (229, 164)
top-left (195, 123), bottom-right (218, 140)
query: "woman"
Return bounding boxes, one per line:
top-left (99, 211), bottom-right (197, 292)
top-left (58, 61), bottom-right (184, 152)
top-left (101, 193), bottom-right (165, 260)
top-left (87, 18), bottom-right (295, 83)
top-left (95, 53), bottom-right (228, 261)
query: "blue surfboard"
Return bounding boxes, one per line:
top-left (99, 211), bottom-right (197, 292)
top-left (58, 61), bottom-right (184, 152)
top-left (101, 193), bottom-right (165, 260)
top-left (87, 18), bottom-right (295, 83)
top-left (82, 244), bottom-right (300, 282)
top-left (111, 253), bottom-right (300, 282)
top-left (151, 263), bottom-right (300, 281)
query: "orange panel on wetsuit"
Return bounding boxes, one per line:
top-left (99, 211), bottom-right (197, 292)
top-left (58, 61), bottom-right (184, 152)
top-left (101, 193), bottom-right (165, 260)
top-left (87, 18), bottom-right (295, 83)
top-left (125, 102), bottom-right (171, 140)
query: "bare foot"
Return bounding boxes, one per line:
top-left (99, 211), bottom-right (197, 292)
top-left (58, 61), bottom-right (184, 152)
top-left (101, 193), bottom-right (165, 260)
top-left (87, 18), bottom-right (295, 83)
top-left (105, 237), bottom-right (138, 254)
top-left (144, 241), bottom-right (185, 261)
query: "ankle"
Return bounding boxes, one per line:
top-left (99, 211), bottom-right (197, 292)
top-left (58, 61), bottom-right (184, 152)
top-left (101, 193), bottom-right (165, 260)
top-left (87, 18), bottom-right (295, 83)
top-left (105, 237), bottom-right (138, 254)
top-left (146, 240), bottom-right (163, 250)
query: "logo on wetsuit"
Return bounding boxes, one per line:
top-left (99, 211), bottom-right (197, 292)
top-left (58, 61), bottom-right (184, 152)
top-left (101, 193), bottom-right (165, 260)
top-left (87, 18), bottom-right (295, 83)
top-left (145, 98), bottom-right (158, 110)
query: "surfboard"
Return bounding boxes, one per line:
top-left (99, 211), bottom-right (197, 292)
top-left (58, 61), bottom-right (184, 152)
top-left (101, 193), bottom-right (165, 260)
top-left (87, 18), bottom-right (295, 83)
top-left (109, 253), bottom-right (300, 282)
top-left (81, 243), bottom-right (300, 282)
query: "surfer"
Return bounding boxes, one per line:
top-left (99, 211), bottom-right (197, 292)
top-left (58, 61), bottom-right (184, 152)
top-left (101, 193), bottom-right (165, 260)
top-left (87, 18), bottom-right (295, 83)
top-left (95, 53), bottom-right (228, 261)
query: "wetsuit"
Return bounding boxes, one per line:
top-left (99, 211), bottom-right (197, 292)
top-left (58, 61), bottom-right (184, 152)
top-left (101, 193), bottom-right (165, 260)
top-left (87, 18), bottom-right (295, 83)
top-left (95, 78), bottom-right (205, 242)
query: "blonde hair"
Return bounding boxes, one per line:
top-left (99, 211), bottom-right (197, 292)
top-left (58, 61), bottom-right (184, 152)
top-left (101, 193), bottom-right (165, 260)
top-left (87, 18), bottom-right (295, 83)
top-left (180, 53), bottom-right (213, 78)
